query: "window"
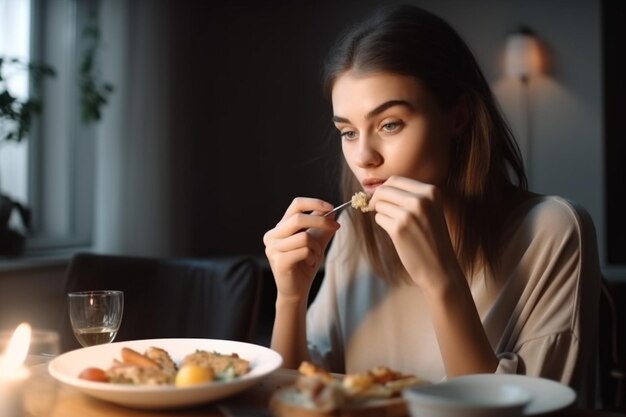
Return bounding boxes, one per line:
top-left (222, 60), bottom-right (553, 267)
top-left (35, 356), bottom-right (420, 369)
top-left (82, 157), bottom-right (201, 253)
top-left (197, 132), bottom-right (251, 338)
top-left (1, 0), bottom-right (95, 256)
top-left (0, 0), bottom-right (31, 213)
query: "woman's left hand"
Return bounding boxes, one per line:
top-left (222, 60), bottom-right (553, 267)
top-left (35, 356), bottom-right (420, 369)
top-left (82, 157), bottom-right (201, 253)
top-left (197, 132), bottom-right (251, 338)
top-left (368, 175), bottom-right (462, 291)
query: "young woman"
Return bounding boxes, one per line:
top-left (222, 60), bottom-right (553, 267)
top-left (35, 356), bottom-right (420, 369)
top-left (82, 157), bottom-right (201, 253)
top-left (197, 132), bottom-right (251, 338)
top-left (263, 4), bottom-right (600, 405)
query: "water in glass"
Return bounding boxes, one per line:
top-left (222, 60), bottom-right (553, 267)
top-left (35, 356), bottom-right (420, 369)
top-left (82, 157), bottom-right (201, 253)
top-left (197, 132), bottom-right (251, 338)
top-left (67, 290), bottom-right (124, 347)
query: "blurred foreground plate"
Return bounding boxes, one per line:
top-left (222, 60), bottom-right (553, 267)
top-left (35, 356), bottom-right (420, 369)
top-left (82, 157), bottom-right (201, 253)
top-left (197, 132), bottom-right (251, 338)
top-left (48, 338), bottom-right (283, 409)
top-left (270, 385), bottom-right (408, 417)
top-left (404, 374), bottom-right (576, 416)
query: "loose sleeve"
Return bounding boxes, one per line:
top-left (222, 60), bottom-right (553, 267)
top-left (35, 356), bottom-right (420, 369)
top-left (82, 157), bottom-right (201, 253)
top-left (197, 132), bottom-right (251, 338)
top-left (489, 197), bottom-right (600, 406)
top-left (306, 214), bottom-right (357, 374)
top-left (496, 332), bottom-right (579, 381)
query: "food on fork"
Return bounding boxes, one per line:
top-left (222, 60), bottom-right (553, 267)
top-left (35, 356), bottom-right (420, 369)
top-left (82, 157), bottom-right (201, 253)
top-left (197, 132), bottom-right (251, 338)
top-left (351, 191), bottom-right (371, 212)
top-left (323, 192), bottom-right (371, 217)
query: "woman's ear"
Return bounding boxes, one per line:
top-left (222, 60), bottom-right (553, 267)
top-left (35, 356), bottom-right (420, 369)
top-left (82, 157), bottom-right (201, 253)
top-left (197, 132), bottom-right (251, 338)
top-left (451, 94), bottom-right (470, 136)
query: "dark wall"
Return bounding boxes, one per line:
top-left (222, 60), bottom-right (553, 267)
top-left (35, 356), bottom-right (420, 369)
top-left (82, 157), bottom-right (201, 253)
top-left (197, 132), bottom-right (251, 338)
top-left (603, 0), bottom-right (626, 265)
top-left (0, 263), bottom-right (67, 332)
top-left (164, 1), bottom-right (382, 257)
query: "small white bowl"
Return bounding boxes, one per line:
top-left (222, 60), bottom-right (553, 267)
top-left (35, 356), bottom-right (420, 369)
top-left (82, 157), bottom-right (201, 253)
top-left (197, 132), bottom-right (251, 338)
top-left (403, 376), bottom-right (532, 417)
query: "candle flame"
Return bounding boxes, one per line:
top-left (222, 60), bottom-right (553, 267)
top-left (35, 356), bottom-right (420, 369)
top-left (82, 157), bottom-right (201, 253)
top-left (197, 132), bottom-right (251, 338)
top-left (0, 322), bottom-right (32, 376)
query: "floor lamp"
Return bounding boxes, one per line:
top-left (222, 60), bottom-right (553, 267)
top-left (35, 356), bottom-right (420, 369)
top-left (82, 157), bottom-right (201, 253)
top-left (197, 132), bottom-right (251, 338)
top-left (505, 27), bottom-right (542, 186)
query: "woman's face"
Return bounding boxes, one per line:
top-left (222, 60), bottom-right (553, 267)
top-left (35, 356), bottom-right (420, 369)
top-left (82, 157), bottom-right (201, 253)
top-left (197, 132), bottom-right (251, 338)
top-left (331, 71), bottom-right (459, 195)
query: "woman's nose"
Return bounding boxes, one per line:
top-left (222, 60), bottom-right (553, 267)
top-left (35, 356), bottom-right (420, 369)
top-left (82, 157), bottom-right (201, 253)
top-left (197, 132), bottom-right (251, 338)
top-left (354, 136), bottom-right (383, 168)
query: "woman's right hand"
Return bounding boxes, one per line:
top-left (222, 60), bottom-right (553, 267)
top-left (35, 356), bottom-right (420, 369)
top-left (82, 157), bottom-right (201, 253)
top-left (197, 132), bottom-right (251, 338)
top-left (263, 197), bottom-right (341, 302)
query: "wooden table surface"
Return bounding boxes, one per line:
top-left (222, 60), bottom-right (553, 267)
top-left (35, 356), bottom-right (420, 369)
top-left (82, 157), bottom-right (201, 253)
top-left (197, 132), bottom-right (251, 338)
top-left (24, 361), bottom-right (626, 417)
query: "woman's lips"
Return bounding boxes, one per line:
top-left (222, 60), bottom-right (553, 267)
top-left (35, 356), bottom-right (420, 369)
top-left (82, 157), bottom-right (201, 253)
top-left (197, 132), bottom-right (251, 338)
top-left (362, 178), bottom-right (385, 194)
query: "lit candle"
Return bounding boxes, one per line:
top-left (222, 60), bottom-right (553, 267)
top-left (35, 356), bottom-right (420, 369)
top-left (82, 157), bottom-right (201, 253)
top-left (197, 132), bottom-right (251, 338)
top-left (0, 323), bottom-right (32, 417)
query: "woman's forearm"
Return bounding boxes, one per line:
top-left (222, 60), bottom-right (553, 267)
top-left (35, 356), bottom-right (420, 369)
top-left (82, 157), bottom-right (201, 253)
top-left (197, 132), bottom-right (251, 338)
top-left (271, 296), bottom-right (310, 369)
top-left (426, 273), bottom-right (498, 377)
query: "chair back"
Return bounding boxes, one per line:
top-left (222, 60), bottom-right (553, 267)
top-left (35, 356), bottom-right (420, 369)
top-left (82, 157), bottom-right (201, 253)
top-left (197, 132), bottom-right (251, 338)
top-left (59, 252), bottom-right (262, 352)
top-left (598, 276), bottom-right (626, 410)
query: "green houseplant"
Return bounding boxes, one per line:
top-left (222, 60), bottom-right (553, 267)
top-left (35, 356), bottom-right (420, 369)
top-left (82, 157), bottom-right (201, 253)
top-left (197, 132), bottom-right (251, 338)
top-left (0, 57), bottom-right (54, 256)
top-left (0, 22), bottom-right (113, 257)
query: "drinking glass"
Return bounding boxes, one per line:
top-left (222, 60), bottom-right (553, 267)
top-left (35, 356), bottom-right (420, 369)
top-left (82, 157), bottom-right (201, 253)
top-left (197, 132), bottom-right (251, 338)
top-left (67, 290), bottom-right (124, 347)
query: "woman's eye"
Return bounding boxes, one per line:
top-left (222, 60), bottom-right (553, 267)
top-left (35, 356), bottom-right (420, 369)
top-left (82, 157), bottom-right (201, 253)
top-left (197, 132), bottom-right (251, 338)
top-left (341, 130), bottom-right (358, 140)
top-left (380, 121), bottom-right (403, 133)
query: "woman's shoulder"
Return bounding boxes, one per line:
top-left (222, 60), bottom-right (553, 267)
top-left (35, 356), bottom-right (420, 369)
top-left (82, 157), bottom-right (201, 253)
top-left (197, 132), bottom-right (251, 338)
top-left (507, 193), bottom-right (597, 244)
top-left (500, 193), bottom-right (600, 289)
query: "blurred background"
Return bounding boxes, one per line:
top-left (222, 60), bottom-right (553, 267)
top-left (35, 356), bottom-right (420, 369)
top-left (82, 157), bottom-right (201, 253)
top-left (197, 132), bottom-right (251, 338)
top-left (0, 0), bottom-right (623, 278)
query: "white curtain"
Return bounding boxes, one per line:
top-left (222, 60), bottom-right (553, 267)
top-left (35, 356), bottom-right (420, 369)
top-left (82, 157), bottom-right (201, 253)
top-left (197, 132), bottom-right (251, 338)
top-left (94, 0), bottom-right (173, 256)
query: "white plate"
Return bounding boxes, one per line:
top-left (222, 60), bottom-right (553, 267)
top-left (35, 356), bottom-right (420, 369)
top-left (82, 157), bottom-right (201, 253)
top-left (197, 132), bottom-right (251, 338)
top-left (48, 338), bottom-right (283, 409)
top-left (422, 374), bottom-right (577, 415)
top-left (404, 381), bottom-right (532, 417)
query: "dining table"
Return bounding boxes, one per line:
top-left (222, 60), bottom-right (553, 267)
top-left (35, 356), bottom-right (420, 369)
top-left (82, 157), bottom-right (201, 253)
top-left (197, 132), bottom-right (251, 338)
top-left (25, 360), bottom-right (626, 417)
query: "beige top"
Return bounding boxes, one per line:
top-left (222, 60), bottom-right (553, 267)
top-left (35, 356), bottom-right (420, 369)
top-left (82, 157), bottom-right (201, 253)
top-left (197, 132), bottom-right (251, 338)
top-left (307, 196), bottom-right (600, 406)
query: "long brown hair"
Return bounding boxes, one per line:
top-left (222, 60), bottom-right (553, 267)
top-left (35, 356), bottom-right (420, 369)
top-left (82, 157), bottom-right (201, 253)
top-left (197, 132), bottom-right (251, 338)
top-left (324, 5), bottom-right (527, 283)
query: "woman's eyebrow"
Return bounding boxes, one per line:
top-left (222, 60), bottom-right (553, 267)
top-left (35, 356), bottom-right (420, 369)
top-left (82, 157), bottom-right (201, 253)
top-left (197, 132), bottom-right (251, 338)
top-left (367, 100), bottom-right (414, 118)
top-left (332, 100), bottom-right (415, 124)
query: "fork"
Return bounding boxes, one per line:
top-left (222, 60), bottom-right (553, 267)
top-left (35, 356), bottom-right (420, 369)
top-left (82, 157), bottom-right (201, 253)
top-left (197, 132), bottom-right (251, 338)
top-left (323, 200), bottom-right (352, 217)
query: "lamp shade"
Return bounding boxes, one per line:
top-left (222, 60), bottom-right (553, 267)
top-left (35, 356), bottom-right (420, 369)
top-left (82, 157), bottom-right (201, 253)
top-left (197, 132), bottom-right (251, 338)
top-left (505, 29), bottom-right (542, 80)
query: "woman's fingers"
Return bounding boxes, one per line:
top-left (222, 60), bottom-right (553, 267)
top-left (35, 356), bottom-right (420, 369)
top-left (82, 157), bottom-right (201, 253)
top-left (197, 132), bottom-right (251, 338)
top-left (264, 214), bottom-right (339, 247)
top-left (265, 198), bottom-right (340, 246)
top-left (264, 197), bottom-right (341, 275)
top-left (369, 176), bottom-right (440, 213)
top-left (377, 176), bottom-right (438, 196)
top-left (281, 197), bottom-right (334, 221)
top-left (364, 175), bottom-right (458, 289)
top-left (267, 229), bottom-right (323, 255)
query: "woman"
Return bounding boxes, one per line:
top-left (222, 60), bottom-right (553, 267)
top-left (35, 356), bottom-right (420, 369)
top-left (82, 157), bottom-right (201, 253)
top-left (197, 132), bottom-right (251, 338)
top-left (263, 4), bottom-right (600, 405)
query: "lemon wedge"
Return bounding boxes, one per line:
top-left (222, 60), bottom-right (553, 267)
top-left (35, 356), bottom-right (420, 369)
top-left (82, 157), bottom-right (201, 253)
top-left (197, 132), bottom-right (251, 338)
top-left (175, 364), bottom-right (214, 387)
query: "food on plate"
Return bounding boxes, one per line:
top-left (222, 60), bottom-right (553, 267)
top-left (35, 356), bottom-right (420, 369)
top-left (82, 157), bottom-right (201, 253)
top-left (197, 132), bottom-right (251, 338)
top-left (350, 191), bottom-right (371, 212)
top-left (175, 364), bottom-right (215, 387)
top-left (181, 350), bottom-right (250, 380)
top-left (107, 347), bottom-right (178, 385)
top-left (298, 360), bottom-right (333, 382)
top-left (270, 361), bottom-right (425, 414)
top-left (78, 367), bottom-right (109, 382)
top-left (120, 346), bottom-right (160, 368)
top-left (77, 346), bottom-right (251, 387)
top-left (107, 361), bottom-right (175, 385)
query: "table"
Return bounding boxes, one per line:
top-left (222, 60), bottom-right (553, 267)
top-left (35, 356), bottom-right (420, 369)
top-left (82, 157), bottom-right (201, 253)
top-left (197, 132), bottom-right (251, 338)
top-left (26, 363), bottom-right (292, 417)
top-left (25, 363), bottom-right (626, 417)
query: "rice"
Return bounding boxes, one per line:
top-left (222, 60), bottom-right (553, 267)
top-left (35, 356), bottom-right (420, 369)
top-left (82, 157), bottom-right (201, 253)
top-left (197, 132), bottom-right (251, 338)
top-left (350, 192), bottom-right (371, 212)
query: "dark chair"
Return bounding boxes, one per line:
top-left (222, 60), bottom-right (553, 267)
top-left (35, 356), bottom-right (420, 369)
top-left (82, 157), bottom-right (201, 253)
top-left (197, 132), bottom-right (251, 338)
top-left (59, 252), bottom-right (262, 352)
top-left (598, 277), bottom-right (626, 411)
